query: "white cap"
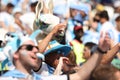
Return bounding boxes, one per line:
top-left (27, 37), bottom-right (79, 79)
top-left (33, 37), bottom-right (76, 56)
top-left (114, 0), bottom-right (120, 7)
top-left (36, 53), bottom-right (45, 61)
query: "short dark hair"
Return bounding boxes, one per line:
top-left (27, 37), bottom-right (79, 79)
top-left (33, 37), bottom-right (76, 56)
top-left (85, 42), bottom-right (97, 50)
top-left (115, 15), bottom-right (120, 21)
top-left (90, 64), bottom-right (120, 80)
top-left (99, 10), bottom-right (109, 20)
top-left (85, 42), bottom-right (97, 55)
top-left (6, 3), bottom-right (14, 8)
top-left (30, 1), bottom-right (38, 7)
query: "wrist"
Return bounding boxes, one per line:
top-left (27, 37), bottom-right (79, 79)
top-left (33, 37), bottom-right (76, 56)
top-left (91, 46), bottom-right (107, 54)
top-left (97, 47), bottom-right (107, 53)
top-left (50, 31), bottom-right (56, 36)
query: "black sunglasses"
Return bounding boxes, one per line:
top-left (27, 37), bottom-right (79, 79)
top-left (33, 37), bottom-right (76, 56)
top-left (19, 44), bottom-right (39, 51)
top-left (93, 18), bottom-right (100, 22)
top-left (6, 33), bottom-right (15, 38)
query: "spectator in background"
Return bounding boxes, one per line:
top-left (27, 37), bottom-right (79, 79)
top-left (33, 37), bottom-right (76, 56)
top-left (82, 15), bottom-right (100, 44)
top-left (65, 3), bottom-right (81, 45)
top-left (36, 40), bottom-right (71, 76)
top-left (113, 0), bottom-right (120, 14)
top-left (65, 2), bottom-right (89, 45)
top-left (83, 40), bottom-right (120, 66)
top-left (0, 3), bottom-right (14, 31)
top-left (1, 35), bottom-right (44, 79)
top-left (53, 2), bottom-right (69, 23)
top-left (90, 64), bottom-right (120, 80)
top-left (0, 23), bottom-right (67, 75)
top-left (83, 42), bottom-right (97, 60)
top-left (70, 25), bottom-right (85, 65)
top-left (112, 0), bottom-right (120, 25)
top-left (100, 0), bottom-right (113, 6)
top-left (98, 10), bottom-right (116, 43)
top-left (66, 50), bottom-right (77, 66)
top-left (114, 15), bottom-right (120, 43)
top-left (0, 28), bottom-right (111, 80)
top-left (20, 1), bottom-right (38, 31)
top-left (74, 3), bottom-right (89, 23)
top-left (12, 11), bottom-right (32, 35)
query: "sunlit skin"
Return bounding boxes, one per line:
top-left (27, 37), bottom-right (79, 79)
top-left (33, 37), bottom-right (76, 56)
top-left (115, 71), bottom-right (120, 80)
top-left (70, 9), bottom-right (79, 18)
top-left (116, 18), bottom-right (120, 31)
top-left (13, 40), bottom-right (42, 74)
top-left (79, 10), bottom-right (86, 18)
top-left (83, 46), bottom-right (91, 60)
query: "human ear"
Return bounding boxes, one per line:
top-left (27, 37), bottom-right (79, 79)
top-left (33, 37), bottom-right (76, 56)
top-left (13, 52), bottom-right (19, 60)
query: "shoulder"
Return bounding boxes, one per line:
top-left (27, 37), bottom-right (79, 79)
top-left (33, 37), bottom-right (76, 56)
top-left (0, 77), bottom-right (18, 80)
top-left (41, 75), bottom-right (68, 80)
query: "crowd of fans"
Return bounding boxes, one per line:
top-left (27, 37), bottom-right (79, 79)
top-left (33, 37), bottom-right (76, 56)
top-left (0, 0), bottom-right (120, 80)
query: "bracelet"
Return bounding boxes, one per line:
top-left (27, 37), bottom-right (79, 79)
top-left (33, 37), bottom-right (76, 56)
top-left (67, 74), bottom-right (70, 80)
top-left (97, 47), bottom-right (107, 53)
top-left (91, 46), bottom-right (107, 54)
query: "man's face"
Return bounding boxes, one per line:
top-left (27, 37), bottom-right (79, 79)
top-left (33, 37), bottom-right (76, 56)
top-left (83, 46), bottom-right (91, 60)
top-left (45, 51), bottom-right (64, 68)
top-left (16, 40), bottom-right (41, 70)
top-left (70, 9), bottom-right (78, 18)
top-left (79, 10), bottom-right (86, 18)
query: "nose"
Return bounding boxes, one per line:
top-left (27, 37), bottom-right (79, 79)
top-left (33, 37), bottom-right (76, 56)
top-left (34, 45), bottom-right (39, 50)
top-left (32, 47), bottom-right (39, 54)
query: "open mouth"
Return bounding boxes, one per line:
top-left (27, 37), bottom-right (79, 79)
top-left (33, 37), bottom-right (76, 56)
top-left (31, 56), bottom-right (37, 60)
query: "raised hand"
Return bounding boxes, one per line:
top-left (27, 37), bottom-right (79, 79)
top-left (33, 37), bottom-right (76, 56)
top-left (98, 32), bottom-right (111, 53)
top-left (51, 23), bottom-right (67, 35)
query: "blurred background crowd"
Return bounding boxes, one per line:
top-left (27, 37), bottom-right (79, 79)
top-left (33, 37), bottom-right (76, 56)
top-left (0, 0), bottom-right (120, 80)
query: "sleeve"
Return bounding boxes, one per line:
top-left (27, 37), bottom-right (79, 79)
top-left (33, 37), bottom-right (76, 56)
top-left (41, 75), bottom-right (69, 80)
top-left (0, 77), bottom-right (18, 80)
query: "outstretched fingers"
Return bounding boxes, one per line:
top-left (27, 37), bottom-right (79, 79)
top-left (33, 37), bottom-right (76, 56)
top-left (99, 32), bottom-right (111, 52)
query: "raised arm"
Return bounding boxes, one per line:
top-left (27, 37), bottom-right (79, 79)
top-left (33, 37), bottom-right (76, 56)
top-left (38, 23), bottom-right (66, 52)
top-left (101, 42), bottom-right (120, 64)
top-left (69, 32), bottom-right (111, 80)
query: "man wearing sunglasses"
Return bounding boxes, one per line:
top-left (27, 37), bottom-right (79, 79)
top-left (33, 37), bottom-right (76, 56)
top-left (0, 23), bottom-right (66, 79)
top-left (0, 27), bottom-right (111, 80)
top-left (36, 40), bottom-right (72, 76)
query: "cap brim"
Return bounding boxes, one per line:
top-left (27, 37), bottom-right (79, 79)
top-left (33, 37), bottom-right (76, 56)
top-left (44, 45), bottom-right (71, 56)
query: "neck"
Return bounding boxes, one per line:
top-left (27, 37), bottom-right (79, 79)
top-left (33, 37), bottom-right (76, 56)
top-left (116, 26), bottom-right (120, 32)
top-left (90, 28), bottom-right (96, 32)
top-left (101, 19), bottom-right (107, 24)
top-left (75, 37), bottom-right (82, 43)
top-left (15, 62), bottom-right (32, 75)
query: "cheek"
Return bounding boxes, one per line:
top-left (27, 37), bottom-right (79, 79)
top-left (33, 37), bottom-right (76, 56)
top-left (92, 22), bottom-right (98, 28)
top-left (20, 50), bottom-right (28, 56)
top-left (84, 51), bottom-right (90, 58)
top-left (54, 59), bottom-right (59, 67)
top-left (84, 53), bottom-right (89, 58)
top-left (36, 59), bottom-right (42, 67)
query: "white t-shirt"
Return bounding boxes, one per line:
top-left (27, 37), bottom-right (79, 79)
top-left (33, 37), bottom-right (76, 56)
top-left (100, 21), bottom-right (116, 41)
top-left (36, 62), bottom-right (50, 76)
top-left (113, 28), bottom-right (120, 44)
top-left (0, 12), bottom-right (14, 27)
top-left (20, 12), bottom-right (35, 30)
top-left (0, 74), bottom-right (68, 80)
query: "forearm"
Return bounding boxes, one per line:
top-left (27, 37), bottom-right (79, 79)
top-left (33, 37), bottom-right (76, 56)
top-left (38, 23), bottom-right (66, 52)
top-left (17, 23), bottom-right (32, 35)
top-left (53, 62), bottom-right (62, 75)
top-left (0, 22), bottom-right (8, 29)
top-left (101, 43), bottom-right (120, 64)
top-left (38, 31), bottom-right (55, 52)
top-left (70, 52), bottom-right (103, 80)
